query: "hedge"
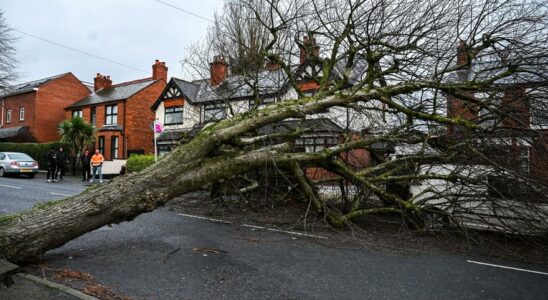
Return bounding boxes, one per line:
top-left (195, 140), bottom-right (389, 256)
top-left (125, 154), bottom-right (156, 173)
top-left (0, 142), bottom-right (70, 170)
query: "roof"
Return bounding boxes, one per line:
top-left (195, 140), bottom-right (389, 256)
top-left (0, 126), bottom-right (28, 139)
top-left (293, 57), bottom-right (368, 86)
top-left (68, 78), bottom-right (157, 109)
top-left (157, 130), bottom-right (186, 142)
top-left (0, 73), bottom-right (70, 98)
top-left (152, 69), bottom-right (290, 109)
top-left (191, 69), bottom-right (289, 104)
top-left (151, 54), bottom-right (370, 110)
top-left (445, 56), bottom-right (548, 86)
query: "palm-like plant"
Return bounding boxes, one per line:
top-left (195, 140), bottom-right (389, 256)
top-left (58, 117), bottom-right (95, 175)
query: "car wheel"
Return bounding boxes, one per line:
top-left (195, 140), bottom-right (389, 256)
top-left (28, 173), bottom-right (35, 179)
top-left (0, 167), bottom-right (5, 177)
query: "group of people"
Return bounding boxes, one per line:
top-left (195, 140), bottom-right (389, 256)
top-left (46, 148), bottom-right (105, 183)
top-left (46, 147), bottom-right (67, 183)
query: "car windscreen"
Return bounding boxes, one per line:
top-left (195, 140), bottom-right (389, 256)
top-left (7, 153), bottom-right (33, 161)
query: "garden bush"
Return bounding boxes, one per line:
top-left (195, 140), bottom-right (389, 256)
top-left (0, 142), bottom-right (70, 170)
top-left (125, 154), bottom-right (156, 173)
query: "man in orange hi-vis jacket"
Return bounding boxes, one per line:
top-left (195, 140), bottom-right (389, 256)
top-left (90, 149), bottom-right (105, 183)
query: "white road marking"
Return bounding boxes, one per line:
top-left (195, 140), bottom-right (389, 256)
top-left (0, 183), bottom-right (21, 189)
top-left (467, 260), bottom-right (548, 276)
top-left (178, 213), bottom-right (230, 224)
top-left (178, 213), bottom-right (327, 239)
top-left (241, 223), bottom-right (328, 239)
top-left (49, 192), bottom-right (74, 197)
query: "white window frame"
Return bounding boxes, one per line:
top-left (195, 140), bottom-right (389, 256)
top-left (72, 110), bottom-right (83, 118)
top-left (19, 107), bottom-right (24, 121)
top-left (111, 136), bottom-right (119, 159)
top-left (105, 105), bottom-right (118, 125)
top-left (6, 109), bottom-right (11, 123)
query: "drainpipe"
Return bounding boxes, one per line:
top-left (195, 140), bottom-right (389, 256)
top-left (1, 98), bottom-right (4, 128)
top-left (123, 99), bottom-right (127, 159)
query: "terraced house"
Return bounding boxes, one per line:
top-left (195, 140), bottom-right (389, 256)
top-left (66, 60), bottom-right (167, 160)
top-left (0, 73), bottom-right (91, 142)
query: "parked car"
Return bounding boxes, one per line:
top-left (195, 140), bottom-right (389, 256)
top-left (0, 152), bottom-right (40, 178)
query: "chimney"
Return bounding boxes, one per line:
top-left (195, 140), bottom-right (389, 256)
top-left (94, 73), bottom-right (112, 91)
top-left (299, 35), bottom-right (320, 64)
top-left (210, 55), bottom-right (228, 86)
top-left (152, 59), bottom-right (168, 82)
top-left (457, 40), bottom-right (468, 66)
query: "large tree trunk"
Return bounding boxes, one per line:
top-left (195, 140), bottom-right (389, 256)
top-left (0, 94), bottom-right (350, 264)
top-left (2, 0), bottom-right (547, 263)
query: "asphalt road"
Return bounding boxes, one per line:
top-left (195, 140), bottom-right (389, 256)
top-left (0, 172), bottom-right (90, 214)
top-left (1, 175), bottom-right (547, 299)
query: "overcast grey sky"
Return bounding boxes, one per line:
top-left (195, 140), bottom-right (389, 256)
top-left (1, 0), bottom-right (223, 85)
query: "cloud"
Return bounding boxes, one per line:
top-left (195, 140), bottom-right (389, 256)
top-left (1, 0), bottom-right (223, 84)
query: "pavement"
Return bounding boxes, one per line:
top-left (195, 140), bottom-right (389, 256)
top-left (1, 173), bottom-right (548, 299)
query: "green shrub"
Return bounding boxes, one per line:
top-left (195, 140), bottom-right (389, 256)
top-left (0, 142), bottom-right (70, 170)
top-left (125, 154), bottom-right (156, 173)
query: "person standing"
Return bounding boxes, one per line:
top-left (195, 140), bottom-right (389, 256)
top-left (81, 149), bottom-right (92, 181)
top-left (46, 148), bottom-right (57, 183)
top-left (90, 149), bottom-right (105, 183)
top-left (55, 147), bottom-right (67, 181)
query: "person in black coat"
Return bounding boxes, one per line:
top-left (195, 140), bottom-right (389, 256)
top-left (55, 147), bottom-right (67, 181)
top-left (46, 148), bottom-right (57, 183)
top-left (81, 149), bottom-right (92, 181)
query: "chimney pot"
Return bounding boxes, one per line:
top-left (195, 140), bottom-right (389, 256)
top-left (94, 73), bottom-right (112, 91)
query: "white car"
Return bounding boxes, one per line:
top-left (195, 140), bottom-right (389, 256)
top-left (0, 152), bottom-right (40, 178)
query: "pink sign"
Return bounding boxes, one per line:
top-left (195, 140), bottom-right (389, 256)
top-left (154, 122), bottom-right (164, 133)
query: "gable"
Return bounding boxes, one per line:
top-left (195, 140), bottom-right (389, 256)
top-left (151, 78), bottom-right (191, 111)
top-left (163, 85), bottom-right (183, 99)
top-left (295, 62), bottom-right (324, 82)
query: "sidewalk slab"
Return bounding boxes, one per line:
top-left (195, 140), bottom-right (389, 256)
top-left (0, 259), bottom-right (97, 300)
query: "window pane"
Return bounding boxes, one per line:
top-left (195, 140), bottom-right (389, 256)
top-left (165, 106), bottom-right (184, 124)
top-left (204, 105), bottom-right (226, 122)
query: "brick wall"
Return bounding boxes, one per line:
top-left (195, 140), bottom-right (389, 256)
top-left (501, 87), bottom-right (530, 129)
top-left (1, 92), bottom-right (37, 142)
top-left (531, 130), bottom-right (548, 184)
top-left (35, 73), bottom-right (91, 142)
top-left (298, 81), bottom-right (320, 93)
top-left (95, 130), bottom-right (123, 160)
top-left (125, 80), bottom-right (165, 155)
top-left (94, 102), bottom-right (123, 160)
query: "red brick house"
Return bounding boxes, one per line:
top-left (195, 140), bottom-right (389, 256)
top-left (66, 60), bottom-right (168, 160)
top-left (446, 41), bottom-right (548, 184)
top-left (0, 73), bottom-right (92, 142)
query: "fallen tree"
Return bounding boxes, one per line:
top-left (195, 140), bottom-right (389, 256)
top-left (1, 0), bottom-right (548, 264)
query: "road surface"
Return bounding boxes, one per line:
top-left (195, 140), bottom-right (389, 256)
top-left (1, 174), bottom-right (547, 299)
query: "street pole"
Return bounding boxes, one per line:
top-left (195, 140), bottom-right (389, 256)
top-left (154, 121), bottom-right (158, 162)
